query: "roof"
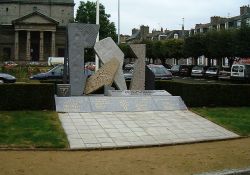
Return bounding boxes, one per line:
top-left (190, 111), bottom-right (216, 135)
top-left (12, 11), bottom-right (59, 25)
top-left (0, 0), bottom-right (74, 5)
top-left (126, 30), bottom-right (140, 41)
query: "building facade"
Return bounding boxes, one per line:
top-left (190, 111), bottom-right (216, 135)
top-left (0, 0), bottom-right (74, 63)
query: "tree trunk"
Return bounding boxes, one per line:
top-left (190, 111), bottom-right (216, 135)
top-left (160, 58), bottom-right (166, 67)
top-left (217, 58), bottom-right (223, 69)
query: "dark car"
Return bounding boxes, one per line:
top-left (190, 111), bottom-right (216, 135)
top-left (30, 64), bottom-right (64, 80)
top-left (0, 73), bottom-right (16, 83)
top-left (170, 65), bottom-right (180, 76)
top-left (179, 65), bottom-right (194, 77)
top-left (191, 65), bottom-right (209, 77)
top-left (205, 66), bottom-right (219, 79)
top-left (147, 64), bottom-right (173, 80)
top-left (124, 64), bottom-right (172, 80)
top-left (30, 64), bottom-right (94, 80)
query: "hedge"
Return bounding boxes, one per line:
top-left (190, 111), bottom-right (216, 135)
top-left (0, 83), bottom-right (55, 110)
top-left (156, 81), bottom-right (250, 107)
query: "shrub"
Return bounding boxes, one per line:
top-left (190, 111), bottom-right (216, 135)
top-left (0, 83), bottom-right (55, 110)
top-left (156, 81), bottom-right (250, 107)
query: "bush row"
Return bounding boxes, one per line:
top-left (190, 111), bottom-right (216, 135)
top-left (156, 81), bottom-right (250, 107)
top-left (1, 81), bottom-right (249, 110)
top-left (0, 83), bottom-right (55, 110)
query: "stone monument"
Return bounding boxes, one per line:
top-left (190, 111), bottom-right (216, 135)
top-left (67, 23), bottom-right (99, 96)
top-left (84, 58), bottom-right (120, 95)
top-left (94, 37), bottom-right (127, 90)
top-left (129, 44), bottom-right (146, 90)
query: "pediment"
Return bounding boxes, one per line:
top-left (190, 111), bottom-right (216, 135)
top-left (13, 11), bottom-right (59, 25)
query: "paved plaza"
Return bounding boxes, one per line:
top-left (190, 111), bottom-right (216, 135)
top-left (59, 110), bottom-right (239, 149)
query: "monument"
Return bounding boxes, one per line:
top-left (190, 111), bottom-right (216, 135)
top-left (129, 44), bottom-right (146, 90)
top-left (84, 58), bottom-right (120, 95)
top-left (67, 23), bottom-right (99, 96)
top-left (94, 37), bottom-right (127, 90)
top-left (55, 24), bottom-right (188, 114)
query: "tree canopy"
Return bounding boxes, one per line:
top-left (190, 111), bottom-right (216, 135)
top-left (75, 1), bottom-right (117, 41)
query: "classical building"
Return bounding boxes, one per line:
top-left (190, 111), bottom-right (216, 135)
top-left (0, 0), bottom-right (74, 63)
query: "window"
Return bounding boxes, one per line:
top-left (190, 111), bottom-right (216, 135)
top-left (246, 18), bottom-right (250, 26)
top-left (6, 8), bottom-right (8, 12)
top-left (3, 48), bottom-right (11, 61)
top-left (232, 66), bottom-right (239, 72)
top-left (237, 20), bottom-right (241, 28)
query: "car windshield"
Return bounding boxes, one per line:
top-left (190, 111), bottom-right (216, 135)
top-left (150, 66), bottom-right (168, 74)
top-left (207, 67), bottom-right (217, 72)
top-left (232, 66), bottom-right (238, 72)
top-left (193, 66), bottom-right (203, 70)
top-left (49, 65), bottom-right (63, 74)
top-left (171, 65), bottom-right (180, 71)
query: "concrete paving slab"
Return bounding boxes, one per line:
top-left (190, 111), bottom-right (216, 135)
top-left (59, 110), bottom-right (239, 149)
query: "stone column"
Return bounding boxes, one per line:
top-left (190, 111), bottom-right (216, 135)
top-left (14, 31), bottom-right (19, 61)
top-left (26, 31), bottom-right (31, 60)
top-left (51, 31), bottom-right (55, 57)
top-left (39, 31), bottom-right (44, 61)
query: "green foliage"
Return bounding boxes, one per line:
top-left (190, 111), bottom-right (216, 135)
top-left (0, 84), bottom-right (55, 110)
top-left (2, 66), bottom-right (51, 80)
top-left (75, 1), bottom-right (117, 41)
top-left (156, 81), bottom-right (250, 107)
top-left (118, 44), bottom-right (136, 58)
top-left (192, 107), bottom-right (250, 136)
top-left (184, 34), bottom-right (206, 59)
top-left (0, 111), bottom-right (68, 148)
top-left (235, 26), bottom-right (250, 58)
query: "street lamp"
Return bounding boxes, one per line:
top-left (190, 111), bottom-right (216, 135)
top-left (118, 0), bottom-right (120, 44)
top-left (95, 0), bottom-right (100, 72)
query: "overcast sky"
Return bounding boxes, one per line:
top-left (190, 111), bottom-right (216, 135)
top-left (74, 0), bottom-right (250, 35)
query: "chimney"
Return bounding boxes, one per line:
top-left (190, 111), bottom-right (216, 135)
top-left (240, 5), bottom-right (250, 15)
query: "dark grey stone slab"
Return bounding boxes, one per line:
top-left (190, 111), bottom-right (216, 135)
top-left (153, 96), bottom-right (188, 111)
top-left (145, 65), bottom-right (155, 90)
top-left (67, 23), bottom-right (99, 96)
top-left (57, 84), bottom-right (71, 97)
top-left (89, 97), bottom-right (157, 112)
top-left (107, 90), bottom-right (171, 97)
top-left (55, 96), bottom-right (91, 113)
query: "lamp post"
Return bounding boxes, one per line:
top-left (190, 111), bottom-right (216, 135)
top-left (95, 0), bottom-right (100, 72)
top-left (118, 0), bottom-right (120, 44)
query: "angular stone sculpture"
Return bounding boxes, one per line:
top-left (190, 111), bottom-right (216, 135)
top-left (84, 58), bottom-right (120, 95)
top-left (94, 37), bottom-right (127, 90)
top-left (67, 23), bottom-right (99, 96)
top-left (129, 44), bottom-right (146, 90)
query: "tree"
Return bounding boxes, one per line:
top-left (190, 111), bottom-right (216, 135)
top-left (75, 1), bottom-right (117, 41)
top-left (184, 34), bottom-right (206, 65)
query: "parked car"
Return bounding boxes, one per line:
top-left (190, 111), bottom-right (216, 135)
top-left (231, 64), bottom-right (250, 81)
top-left (179, 65), bottom-right (194, 77)
top-left (48, 57), bottom-right (64, 66)
top-left (0, 73), bottom-right (16, 83)
top-left (147, 64), bottom-right (173, 80)
top-left (30, 64), bottom-right (64, 80)
top-left (30, 64), bottom-right (94, 80)
top-left (191, 65), bottom-right (209, 77)
top-left (3, 61), bottom-right (18, 68)
top-left (205, 66), bottom-right (219, 79)
top-left (170, 65), bottom-right (180, 76)
top-left (124, 64), bottom-right (172, 80)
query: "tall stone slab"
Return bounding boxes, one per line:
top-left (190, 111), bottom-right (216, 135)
top-left (129, 44), bottom-right (146, 90)
top-left (94, 37), bottom-right (127, 90)
top-left (67, 23), bottom-right (99, 96)
top-left (84, 58), bottom-right (120, 95)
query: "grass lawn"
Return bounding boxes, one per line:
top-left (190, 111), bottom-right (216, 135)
top-left (0, 111), bottom-right (68, 148)
top-left (191, 107), bottom-right (250, 136)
